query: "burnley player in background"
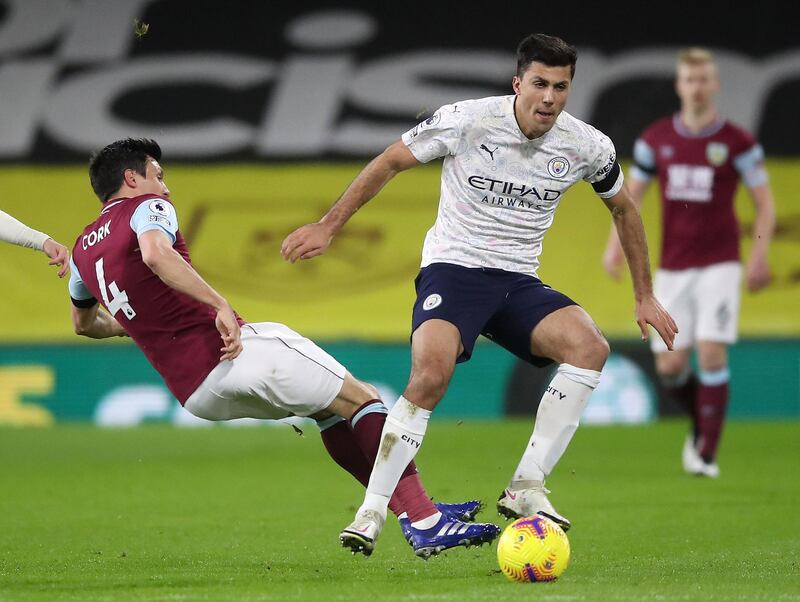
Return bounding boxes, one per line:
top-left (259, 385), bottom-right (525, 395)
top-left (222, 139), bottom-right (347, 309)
top-left (68, 138), bottom-right (497, 558)
top-left (603, 48), bottom-right (776, 478)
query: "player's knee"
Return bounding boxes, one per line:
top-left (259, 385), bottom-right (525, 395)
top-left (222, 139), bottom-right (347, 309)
top-left (407, 366), bottom-right (450, 404)
top-left (697, 349), bottom-right (727, 373)
top-left (184, 400), bottom-right (229, 421)
top-left (562, 332), bottom-right (609, 371)
top-left (335, 374), bottom-right (381, 413)
top-left (594, 335), bottom-right (611, 364)
top-left (657, 366), bottom-right (687, 385)
top-left (655, 353), bottom-right (690, 380)
top-left (351, 378), bottom-right (381, 404)
top-left (363, 382), bottom-right (380, 400)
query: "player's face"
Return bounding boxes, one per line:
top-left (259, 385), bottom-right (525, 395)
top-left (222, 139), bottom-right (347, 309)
top-left (512, 62), bottom-right (572, 137)
top-left (130, 158), bottom-right (170, 198)
top-left (676, 62), bottom-right (719, 112)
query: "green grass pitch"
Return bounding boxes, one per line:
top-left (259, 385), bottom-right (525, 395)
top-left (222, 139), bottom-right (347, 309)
top-left (1, 420), bottom-right (798, 601)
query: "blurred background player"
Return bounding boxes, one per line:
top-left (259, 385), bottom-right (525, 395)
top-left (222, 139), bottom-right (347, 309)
top-left (0, 209), bottom-right (69, 277)
top-left (283, 33), bottom-right (676, 555)
top-left (603, 48), bottom-right (776, 478)
top-left (68, 138), bottom-right (497, 558)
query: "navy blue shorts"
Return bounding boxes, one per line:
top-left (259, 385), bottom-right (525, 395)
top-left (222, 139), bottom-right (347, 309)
top-left (411, 263), bottom-right (577, 366)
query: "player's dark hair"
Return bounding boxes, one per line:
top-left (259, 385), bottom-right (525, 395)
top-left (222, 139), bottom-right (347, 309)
top-left (516, 34), bottom-right (578, 79)
top-left (88, 138), bottom-right (162, 202)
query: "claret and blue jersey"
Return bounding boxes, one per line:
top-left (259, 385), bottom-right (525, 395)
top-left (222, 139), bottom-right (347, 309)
top-left (631, 114), bottom-right (767, 270)
top-left (68, 194), bottom-right (230, 403)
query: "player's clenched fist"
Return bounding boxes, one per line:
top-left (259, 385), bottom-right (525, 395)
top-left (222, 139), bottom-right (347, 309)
top-left (281, 222), bottom-right (335, 263)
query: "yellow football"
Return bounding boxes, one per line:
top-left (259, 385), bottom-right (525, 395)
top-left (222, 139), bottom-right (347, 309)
top-left (496, 515), bottom-right (570, 582)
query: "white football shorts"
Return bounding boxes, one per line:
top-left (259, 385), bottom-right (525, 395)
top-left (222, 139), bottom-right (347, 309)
top-left (184, 322), bottom-right (346, 421)
top-left (651, 261), bottom-right (742, 353)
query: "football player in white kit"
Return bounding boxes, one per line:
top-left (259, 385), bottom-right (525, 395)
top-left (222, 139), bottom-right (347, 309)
top-left (0, 209), bottom-right (69, 277)
top-left (282, 33), bottom-right (677, 555)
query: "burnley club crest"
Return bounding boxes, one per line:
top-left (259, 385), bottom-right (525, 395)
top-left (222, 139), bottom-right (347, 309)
top-left (706, 142), bottom-right (729, 166)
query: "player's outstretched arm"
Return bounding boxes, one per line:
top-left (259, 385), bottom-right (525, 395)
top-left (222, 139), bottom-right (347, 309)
top-left (602, 177), bottom-right (649, 280)
top-left (745, 183), bottom-right (776, 292)
top-left (0, 210), bottom-right (69, 277)
top-left (71, 303), bottom-right (128, 339)
top-left (139, 229), bottom-right (242, 361)
top-left (603, 187), bottom-right (678, 350)
top-left (281, 140), bottom-right (420, 263)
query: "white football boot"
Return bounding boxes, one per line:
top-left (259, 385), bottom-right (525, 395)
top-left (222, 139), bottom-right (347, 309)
top-left (340, 509), bottom-right (386, 557)
top-left (697, 461), bottom-right (721, 478)
top-left (682, 435), bottom-right (720, 478)
top-left (496, 481), bottom-right (571, 531)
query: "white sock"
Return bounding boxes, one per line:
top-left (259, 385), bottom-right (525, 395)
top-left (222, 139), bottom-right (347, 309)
top-left (410, 512), bottom-right (442, 530)
top-left (359, 396), bottom-right (431, 518)
top-left (510, 363), bottom-right (601, 488)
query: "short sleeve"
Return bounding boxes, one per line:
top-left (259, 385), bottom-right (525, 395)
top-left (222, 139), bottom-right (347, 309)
top-left (584, 134), bottom-right (624, 199)
top-left (401, 105), bottom-right (461, 163)
top-left (733, 143), bottom-right (768, 188)
top-left (630, 138), bottom-right (657, 182)
top-left (68, 256), bottom-right (97, 307)
top-left (129, 198), bottom-right (179, 243)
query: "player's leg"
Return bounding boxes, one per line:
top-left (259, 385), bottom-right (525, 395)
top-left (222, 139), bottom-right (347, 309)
top-left (317, 413), bottom-right (482, 532)
top-left (690, 261), bottom-right (741, 478)
top-left (692, 341), bottom-right (729, 477)
top-left (342, 264), bottom-right (505, 555)
top-left (313, 386), bottom-right (412, 519)
top-left (482, 275), bottom-right (606, 530)
top-left (367, 318), bottom-right (460, 505)
top-left (322, 374), bottom-right (444, 527)
top-left (360, 264), bottom-right (493, 515)
top-left (501, 305), bottom-right (606, 529)
top-left (182, 324), bottom-right (419, 513)
top-left (185, 322), bottom-right (480, 552)
top-left (332, 391), bottom-right (488, 558)
top-left (524, 305), bottom-right (608, 484)
top-left (655, 349), bottom-right (696, 423)
top-left (341, 319), bottom-right (460, 552)
top-left (343, 320), bottom-right (499, 557)
top-left (649, 267), bottom-right (699, 468)
top-left (187, 322), bottom-right (444, 524)
top-left (653, 348), bottom-right (708, 475)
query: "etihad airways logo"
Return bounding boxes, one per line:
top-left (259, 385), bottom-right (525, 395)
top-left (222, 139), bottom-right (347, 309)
top-left (467, 175), bottom-right (562, 209)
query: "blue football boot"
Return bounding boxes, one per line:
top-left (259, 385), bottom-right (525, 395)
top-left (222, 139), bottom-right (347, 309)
top-left (436, 499), bottom-right (484, 522)
top-left (403, 514), bottom-right (501, 559)
top-left (399, 500), bottom-right (483, 542)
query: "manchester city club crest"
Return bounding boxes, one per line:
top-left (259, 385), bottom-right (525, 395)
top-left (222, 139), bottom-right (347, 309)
top-left (547, 156), bottom-right (570, 178)
top-left (706, 142), bottom-right (729, 166)
top-left (423, 294), bottom-right (442, 311)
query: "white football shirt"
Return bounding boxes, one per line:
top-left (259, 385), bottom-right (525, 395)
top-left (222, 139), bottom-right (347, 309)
top-left (401, 95), bottom-right (623, 277)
